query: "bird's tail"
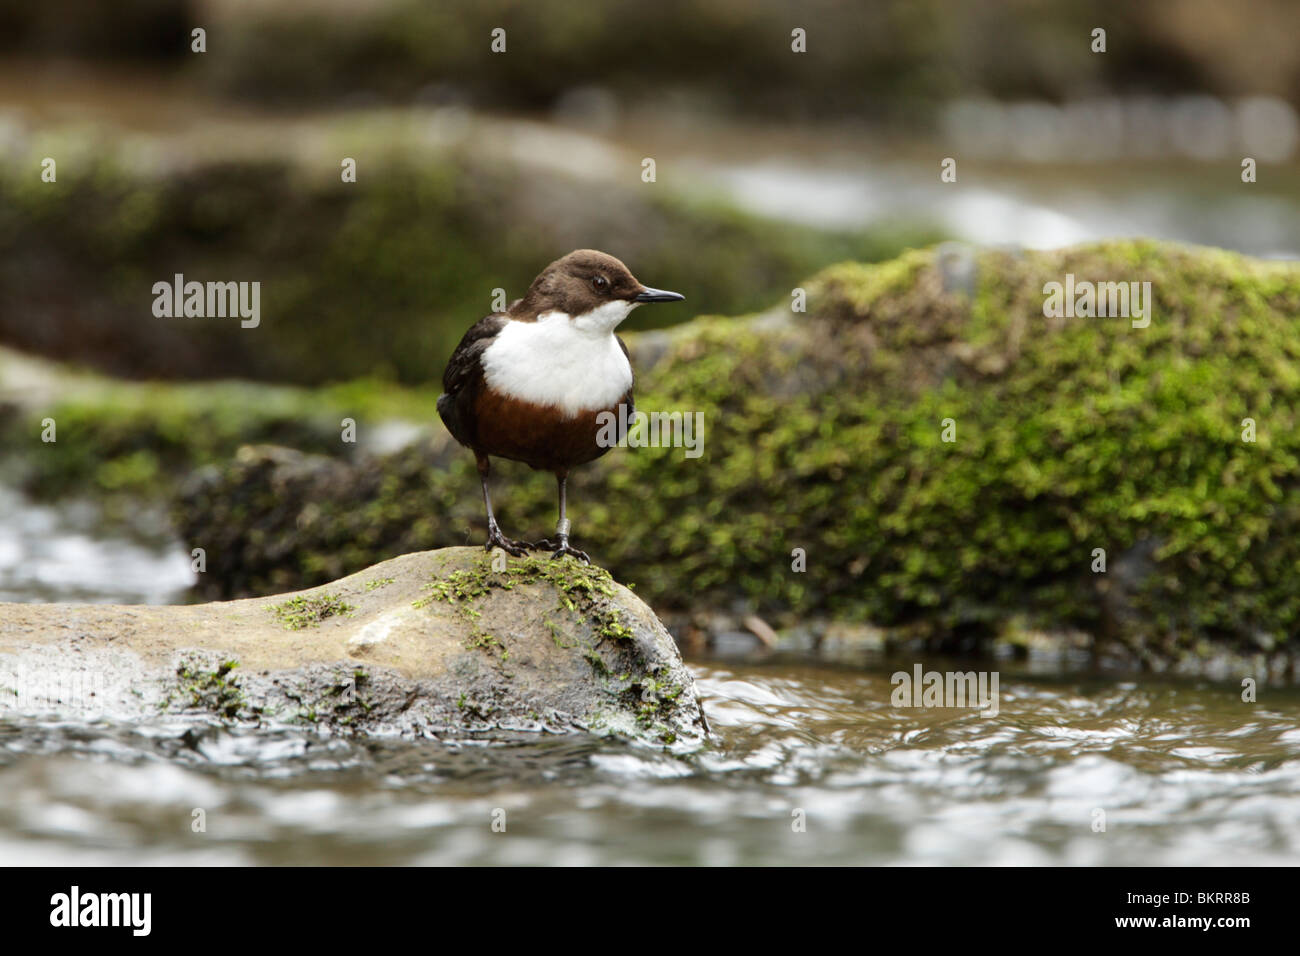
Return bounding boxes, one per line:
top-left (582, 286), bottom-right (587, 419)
top-left (437, 392), bottom-right (465, 446)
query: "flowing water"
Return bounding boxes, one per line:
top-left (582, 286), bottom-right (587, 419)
top-left (2, 486), bottom-right (1299, 865)
top-left (0, 487), bottom-right (193, 605)
top-left (1, 664), bottom-right (1297, 865)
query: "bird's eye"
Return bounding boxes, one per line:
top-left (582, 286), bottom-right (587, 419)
top-left (592, 276), bottom-right (608, 292)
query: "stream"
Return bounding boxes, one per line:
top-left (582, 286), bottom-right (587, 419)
top-left (1, 487), bottom-right (1297, 865)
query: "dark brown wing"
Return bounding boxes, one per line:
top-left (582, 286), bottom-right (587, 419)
top-left (437, 314), bottom-right (508, 447)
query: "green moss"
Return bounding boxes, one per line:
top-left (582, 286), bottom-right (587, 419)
top-left (177, 240), bottom-right (1300, 655)
top-left (420, 554), bottom-right (635, 637)
top-left (364, 577), bottom-right (396, 592)
top-left (170, 658), bottom-right (253, 720)
top-left (416, 553), bottom-right (638, 672)
top-left (0, 118), bottom-right (934, 520)
top-left (465, 630), bottom-right (508, 661)
top-left (277, 668), bottom-right (374, 727)
top-left (582, 645), bottom-right (609, 676)
top-left (0, 366), bottom-right (437, 503)
top-left (544, 618), bottom-right (576, 649)
top-left (272, 593), bottom-right (355, 630)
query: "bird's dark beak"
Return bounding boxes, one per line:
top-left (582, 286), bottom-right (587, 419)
top-left (634, 286), bottom-right (685, 303)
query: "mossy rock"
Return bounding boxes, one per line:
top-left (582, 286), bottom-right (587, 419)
top-left (0, 120), bottom-right (933, 386)
top-left (0, 548), bottom-right (707, 746)
top-left (0, 346), bottom-right (440, 503)
top-left (174, 240), bottom-right (1300, 660)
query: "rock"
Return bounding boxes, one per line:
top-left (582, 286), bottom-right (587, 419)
top-left (0, 117), bottom-right (926, 385)
top-left (12, 239), bottom-right (1300, 665)
top-left (0, 548), bottom-right (708, 747)
top-left (166, 240), bottom-right (1300, 663)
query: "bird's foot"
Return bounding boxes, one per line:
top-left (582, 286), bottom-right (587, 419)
top-left (547, 536), bottom-right (589, 564)
top-left (484, 523), bottom-right (528, 557)
top-left (525, 538), bottom-right (556, 552)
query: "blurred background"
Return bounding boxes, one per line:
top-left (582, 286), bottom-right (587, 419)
top-left (1, 0), bottom-right (1299, 604)
top-left (2, 0), bottom-right (1299, 385)
top-left (4, 0), bottom-right (1300, 604)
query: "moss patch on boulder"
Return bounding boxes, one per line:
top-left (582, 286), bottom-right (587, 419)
top-left (0, 346), bottom-right (437, 503)
top-left (272, 593), bottom-right (355, 630)
top-left (0, 548), bottom-right (707, 744)
top-left (174, 240), bottom-right (1300, 659)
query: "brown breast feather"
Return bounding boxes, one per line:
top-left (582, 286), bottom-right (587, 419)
top-left (438, 319), bottom-right (636, 471)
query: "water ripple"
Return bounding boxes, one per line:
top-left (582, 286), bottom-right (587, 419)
top-left (0, 663), bottom-right (1297, 864)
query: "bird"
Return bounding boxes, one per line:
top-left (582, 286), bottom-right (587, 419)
top-left (437, 249), bottom-right (684, 563)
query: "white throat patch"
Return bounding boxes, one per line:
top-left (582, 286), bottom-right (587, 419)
top-left (567, 298), bottom-right (639, 335)
top-left (480, 307), bottom-right (635, 416)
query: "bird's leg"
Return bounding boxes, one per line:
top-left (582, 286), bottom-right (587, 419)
top-left (527, 471), bottom-right (559, 551)
top-left (477, 455), bottom-right (527, 557)
top-left (536, 471), bottom-right (589, 563)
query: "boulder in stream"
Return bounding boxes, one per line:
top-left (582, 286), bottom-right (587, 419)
top-left (0, 548), bottom-right (708, 746)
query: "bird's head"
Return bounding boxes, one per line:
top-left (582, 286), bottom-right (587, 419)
top-left (515, 249), bottom-right (684, 334)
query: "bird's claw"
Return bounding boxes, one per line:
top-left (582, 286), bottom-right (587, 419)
top-left (524, 537), bottom-right (587, 562)
top-left (550, 543), bottom-right (590, 564)
top-left (485, 525), bottom-right (528, 557)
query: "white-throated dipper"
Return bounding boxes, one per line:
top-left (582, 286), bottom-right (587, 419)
top-left (437, 249), bottom-right (684, 562)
